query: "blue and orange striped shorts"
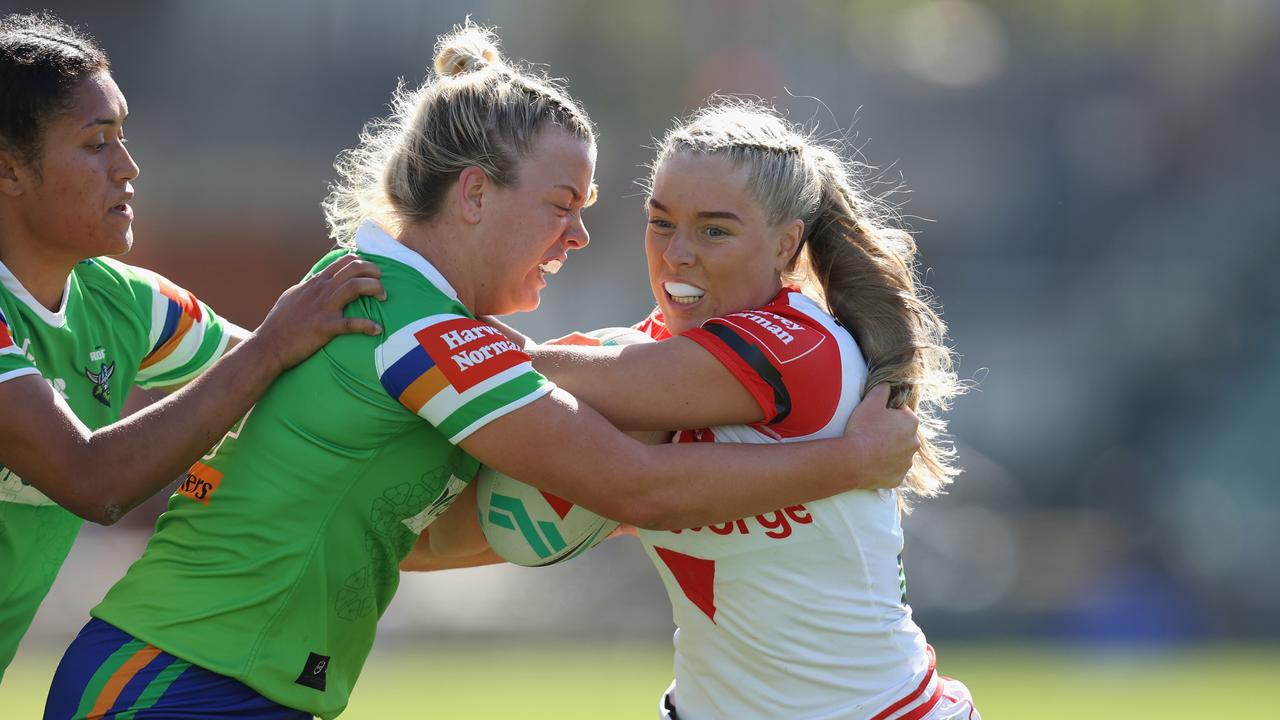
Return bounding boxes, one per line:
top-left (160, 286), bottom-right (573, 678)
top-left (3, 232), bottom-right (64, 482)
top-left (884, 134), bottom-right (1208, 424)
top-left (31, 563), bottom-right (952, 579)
top-left (43, 618), bottom-right (309, 719)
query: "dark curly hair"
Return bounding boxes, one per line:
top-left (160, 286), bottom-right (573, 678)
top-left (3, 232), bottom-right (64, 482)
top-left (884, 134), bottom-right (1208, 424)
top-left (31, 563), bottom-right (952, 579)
top-left (0, 11), bottom-right (109, 165)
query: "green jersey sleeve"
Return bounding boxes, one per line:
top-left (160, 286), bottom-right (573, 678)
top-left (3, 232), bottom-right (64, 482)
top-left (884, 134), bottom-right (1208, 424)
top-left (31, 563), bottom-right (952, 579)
top-left (374, 314), bottom-right (553, 443)
top-left (0, 307), bottom-right (39, 385)
top-left (116, 264), bottom-right (229, 389)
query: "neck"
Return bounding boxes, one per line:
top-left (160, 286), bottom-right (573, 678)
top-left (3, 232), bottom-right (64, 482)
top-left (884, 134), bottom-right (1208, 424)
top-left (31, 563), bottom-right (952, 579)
top-left (396, 219), bottom-right (480, 312)
top-left (0, 228), bottom-right (75, 312)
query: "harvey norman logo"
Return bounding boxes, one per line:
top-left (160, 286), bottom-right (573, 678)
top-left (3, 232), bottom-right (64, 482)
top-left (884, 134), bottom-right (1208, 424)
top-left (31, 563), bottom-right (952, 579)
top-left (417, 317), bottom-right (529, 393)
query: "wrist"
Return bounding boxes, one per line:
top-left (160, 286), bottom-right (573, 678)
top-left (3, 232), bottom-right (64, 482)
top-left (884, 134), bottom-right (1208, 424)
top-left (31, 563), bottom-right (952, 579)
top-left (238, 332), bottom-right (287, 378)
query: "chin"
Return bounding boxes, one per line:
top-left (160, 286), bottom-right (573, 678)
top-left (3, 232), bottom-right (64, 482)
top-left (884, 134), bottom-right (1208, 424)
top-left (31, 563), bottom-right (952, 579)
top-left (101, 229), bottom-right (133, 257)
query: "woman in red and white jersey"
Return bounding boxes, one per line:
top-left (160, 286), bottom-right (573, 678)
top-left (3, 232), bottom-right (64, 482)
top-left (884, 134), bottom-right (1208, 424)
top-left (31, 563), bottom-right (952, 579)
top-left (519, 99), bottom-right (976, 719)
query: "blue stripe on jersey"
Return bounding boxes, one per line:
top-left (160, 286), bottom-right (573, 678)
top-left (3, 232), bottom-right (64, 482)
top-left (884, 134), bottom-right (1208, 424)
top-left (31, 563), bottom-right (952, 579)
top-left (380, 343), bottom-right (436, 398)
top-left (152, 300), bottom-right (181, 353)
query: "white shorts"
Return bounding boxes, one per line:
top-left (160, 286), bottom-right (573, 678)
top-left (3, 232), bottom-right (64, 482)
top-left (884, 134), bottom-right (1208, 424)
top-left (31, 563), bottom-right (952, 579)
top-left (658, 676), bottom-right (981, 720)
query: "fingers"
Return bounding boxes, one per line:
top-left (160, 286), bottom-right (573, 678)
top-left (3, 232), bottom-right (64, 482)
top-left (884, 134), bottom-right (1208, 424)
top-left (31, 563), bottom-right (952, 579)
top-left (343, 316), bottom-right (383, 337)
top-left (331, 277), bottom-right (386, 306)
top-left (863, 383), bottom-right (891, 407)
top-left (328, 255), bottom-right (383, 284)
top-left (312, 253), bottom-right (359, 280)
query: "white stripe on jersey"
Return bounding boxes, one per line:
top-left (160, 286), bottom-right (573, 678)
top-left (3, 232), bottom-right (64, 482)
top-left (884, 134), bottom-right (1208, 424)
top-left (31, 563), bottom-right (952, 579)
top-left (447, 382), bottom-right (554, 444)
top-left (0, 366), bottom-right (41, 384)
top-left (373, 314), bottom-right (459, 377)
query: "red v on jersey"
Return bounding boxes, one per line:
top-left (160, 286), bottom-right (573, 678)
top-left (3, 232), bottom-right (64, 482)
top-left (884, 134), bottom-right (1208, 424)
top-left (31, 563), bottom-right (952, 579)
top-left (654, 546), bottom-right (717, 622)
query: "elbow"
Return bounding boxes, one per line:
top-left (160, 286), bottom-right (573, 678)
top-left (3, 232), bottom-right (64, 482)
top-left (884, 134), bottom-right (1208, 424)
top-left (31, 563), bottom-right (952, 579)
top-left (79, 496), bottom-right (128, 526)
top-left (95, 503), bottom-right (127, 526)
top-left (64, 498), bottom-right (125, 526)
top-left (65, 467), bottom-right (130, 525)
top-left (605, 484), bottom-right (679, 532)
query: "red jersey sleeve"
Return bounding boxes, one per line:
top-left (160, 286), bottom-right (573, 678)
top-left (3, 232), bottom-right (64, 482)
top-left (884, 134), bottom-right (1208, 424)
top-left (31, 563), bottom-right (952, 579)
top-left (681, 290), bottom-right (844, 437)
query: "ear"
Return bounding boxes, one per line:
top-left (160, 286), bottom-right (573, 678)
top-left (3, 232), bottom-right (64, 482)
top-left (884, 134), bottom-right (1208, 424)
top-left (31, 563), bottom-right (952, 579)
top-left (775, 219), bottom-right (804, 271)
top-left (0, 149), bottom-right (27, 198)
top-left (455, 166), bottom-right (488, 225)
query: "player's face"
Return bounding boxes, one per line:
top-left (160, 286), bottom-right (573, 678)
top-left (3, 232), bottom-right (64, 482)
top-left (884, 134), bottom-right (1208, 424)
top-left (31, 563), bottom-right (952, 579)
top-left (645, 153), bottom-right (797, 336)
top-left (477, 128), bottom-right (595, 315)
top-left (16, 71), bottom-right (138, 261)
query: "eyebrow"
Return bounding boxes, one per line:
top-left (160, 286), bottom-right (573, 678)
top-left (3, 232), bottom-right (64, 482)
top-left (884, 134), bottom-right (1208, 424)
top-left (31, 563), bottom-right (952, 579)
top-left (80, 112), bottom-right (127, 130)
top-left (556, 183), bottom-right (600, 208)
top-left (648, 198), bottom-right (742, 223)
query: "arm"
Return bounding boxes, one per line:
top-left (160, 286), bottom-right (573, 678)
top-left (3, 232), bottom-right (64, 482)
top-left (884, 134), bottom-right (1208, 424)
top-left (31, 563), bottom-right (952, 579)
top-left (527, 338), bottom-right (760, 431)
top-left (400, 483), bottom-right (505, 572)
top-left (459, 383), bottom-right (916, 531)
top-left (148, 322), bottom-right (249, 392)
top-left (0, 255), bottom-right (385, 525)
top-left (401, 429), bottom-right (669, 572)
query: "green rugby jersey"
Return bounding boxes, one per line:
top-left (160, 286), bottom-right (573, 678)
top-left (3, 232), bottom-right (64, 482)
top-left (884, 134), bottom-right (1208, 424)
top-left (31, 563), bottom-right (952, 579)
top-left (93, 221), bottom-right (554, 718)
top-left (0, 257), bottom-right (226, 677)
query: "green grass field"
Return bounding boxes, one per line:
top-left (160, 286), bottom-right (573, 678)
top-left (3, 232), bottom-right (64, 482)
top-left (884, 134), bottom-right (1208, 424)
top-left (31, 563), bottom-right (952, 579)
top-left (5, 642), bottom-right (1277, 718)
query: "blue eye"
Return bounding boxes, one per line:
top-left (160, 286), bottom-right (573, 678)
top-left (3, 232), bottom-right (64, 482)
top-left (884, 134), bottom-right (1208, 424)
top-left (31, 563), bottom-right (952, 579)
top-left (705, 226), bottom-right (729, 239)
top-left (648, 218), bottom-right (674, 231)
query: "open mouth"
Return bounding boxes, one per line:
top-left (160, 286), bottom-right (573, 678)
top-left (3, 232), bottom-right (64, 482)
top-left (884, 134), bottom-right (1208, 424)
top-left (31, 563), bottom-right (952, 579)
top-left (538, 259), bottom-right (563, 275)
top-left (664, 281), bottom-right (705, 305)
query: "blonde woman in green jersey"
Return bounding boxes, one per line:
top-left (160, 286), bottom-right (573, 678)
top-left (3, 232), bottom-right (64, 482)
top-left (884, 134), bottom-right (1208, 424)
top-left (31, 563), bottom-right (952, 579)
top-left (47, 22), bottom-right (919, 720)
top-left (0, 12), bottom-right (386, 680)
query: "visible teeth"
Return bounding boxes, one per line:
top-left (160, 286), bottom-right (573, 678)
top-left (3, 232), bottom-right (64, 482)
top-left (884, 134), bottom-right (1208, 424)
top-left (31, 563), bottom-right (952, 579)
top-left (539, 260), bottom-right (562, 275)
top-left (664, 282), bottom-right (704, 304)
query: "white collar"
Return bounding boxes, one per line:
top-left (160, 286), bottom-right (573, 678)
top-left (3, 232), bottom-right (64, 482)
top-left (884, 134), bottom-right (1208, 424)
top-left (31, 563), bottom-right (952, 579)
top-left (353, 220), bottom-right (460, 302)
top-left (0, 257), bottom-right (70, 327)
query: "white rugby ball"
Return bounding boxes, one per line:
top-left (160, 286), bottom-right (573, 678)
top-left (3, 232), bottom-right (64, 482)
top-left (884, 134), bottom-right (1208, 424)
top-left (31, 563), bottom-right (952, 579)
top-left (476, 327), bottom-right (652, 567)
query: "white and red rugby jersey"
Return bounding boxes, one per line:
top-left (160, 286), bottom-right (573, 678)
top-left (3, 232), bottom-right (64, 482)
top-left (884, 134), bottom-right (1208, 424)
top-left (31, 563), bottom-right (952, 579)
top-left (636, 288), bottom-right (936, 720)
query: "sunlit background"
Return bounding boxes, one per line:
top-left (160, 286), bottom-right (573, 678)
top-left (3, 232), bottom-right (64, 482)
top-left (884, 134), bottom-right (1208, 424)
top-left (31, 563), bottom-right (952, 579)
top-left (4, 0), bottom-right (1279, 717)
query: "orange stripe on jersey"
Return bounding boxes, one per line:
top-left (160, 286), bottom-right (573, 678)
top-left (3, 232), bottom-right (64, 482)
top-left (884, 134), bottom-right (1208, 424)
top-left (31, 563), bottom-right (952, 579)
top-left (138, 310), bottom-right (195, 370)
top-left (398, 365), bottom-right (449, 413)
top-left (87, 644), bottom-right (162, 719)
top-left (157, 276), bottom-right (203, 323)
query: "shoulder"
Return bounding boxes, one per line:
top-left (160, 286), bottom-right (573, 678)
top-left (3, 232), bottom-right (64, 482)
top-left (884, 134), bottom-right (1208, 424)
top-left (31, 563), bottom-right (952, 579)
top-left (696, 290), bottom-right (863, 436)
top-left (72, 256), bottom-right (135, 293)
top-left (701, 289), bottom-right (851, 376)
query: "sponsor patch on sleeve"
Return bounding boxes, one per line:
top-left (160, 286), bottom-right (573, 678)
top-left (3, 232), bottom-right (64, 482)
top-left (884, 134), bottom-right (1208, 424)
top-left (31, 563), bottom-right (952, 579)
top-left (414, 318), bottom-right (529, 393)
top-left (706, 309), bottom-right (824, 365)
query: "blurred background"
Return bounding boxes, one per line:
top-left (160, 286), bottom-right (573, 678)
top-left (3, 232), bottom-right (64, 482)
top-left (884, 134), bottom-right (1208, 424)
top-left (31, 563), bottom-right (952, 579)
top-left (4, 0), bottom-right (1279, 716)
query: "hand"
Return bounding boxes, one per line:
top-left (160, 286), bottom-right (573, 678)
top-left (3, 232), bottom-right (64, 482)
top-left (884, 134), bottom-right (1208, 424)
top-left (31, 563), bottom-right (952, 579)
top-left (845, 383), bottom-right (919, 490)
top-left (607, 523), bottom-right (639, 540)
top-left (252, 255), bottom-right (386, 371)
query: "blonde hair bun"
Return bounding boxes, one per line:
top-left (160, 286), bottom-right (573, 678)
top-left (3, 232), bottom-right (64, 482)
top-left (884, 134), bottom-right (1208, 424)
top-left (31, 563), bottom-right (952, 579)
top-left (434, 21), bottom-right (504, 77)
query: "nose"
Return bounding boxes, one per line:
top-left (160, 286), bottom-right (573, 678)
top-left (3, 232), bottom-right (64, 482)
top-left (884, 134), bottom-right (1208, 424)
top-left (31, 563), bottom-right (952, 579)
top-left (114, 141), bottom-right (140, 183)
top-left (662, 229), bottom-right (695, 267)
top-left (565, 213), bottom-right (589, 250)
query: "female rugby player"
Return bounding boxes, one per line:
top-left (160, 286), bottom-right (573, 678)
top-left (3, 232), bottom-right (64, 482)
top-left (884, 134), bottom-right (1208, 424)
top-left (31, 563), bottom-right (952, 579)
top-left (44, 23), bottom-right (918, 719)
top-left (0, 12), bottom-right (384, 679)
top-left (416, 100), bottom-right (979, 719)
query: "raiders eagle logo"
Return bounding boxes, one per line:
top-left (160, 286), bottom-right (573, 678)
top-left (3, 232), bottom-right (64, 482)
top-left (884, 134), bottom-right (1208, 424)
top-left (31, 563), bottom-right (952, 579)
top-left (84, 361), bottom-right (115, 406)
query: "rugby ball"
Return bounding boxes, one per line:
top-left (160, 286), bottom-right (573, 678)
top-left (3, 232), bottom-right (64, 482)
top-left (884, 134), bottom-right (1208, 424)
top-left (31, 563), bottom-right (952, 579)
top-left (476, 327), bottom-right (652, 567)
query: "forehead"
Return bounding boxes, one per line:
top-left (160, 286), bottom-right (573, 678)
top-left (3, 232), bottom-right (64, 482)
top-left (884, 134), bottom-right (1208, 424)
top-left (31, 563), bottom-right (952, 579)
top-left (520, 128), bottom-right (595, 189)
top-left (651, 153), bottom-right (754, 209)
top-left (49, 71), bottom-right (128, 133)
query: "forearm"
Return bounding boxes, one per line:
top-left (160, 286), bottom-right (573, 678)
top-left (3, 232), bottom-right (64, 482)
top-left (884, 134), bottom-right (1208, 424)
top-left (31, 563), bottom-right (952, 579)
top-left (74, 337), bottom-right (283, 523)
top-left (480, 316), bottom-right (532, 350)
top-left (401, 546), bottom-right (506, 572)
top-left (607, 436), bottom-right (863, 531)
